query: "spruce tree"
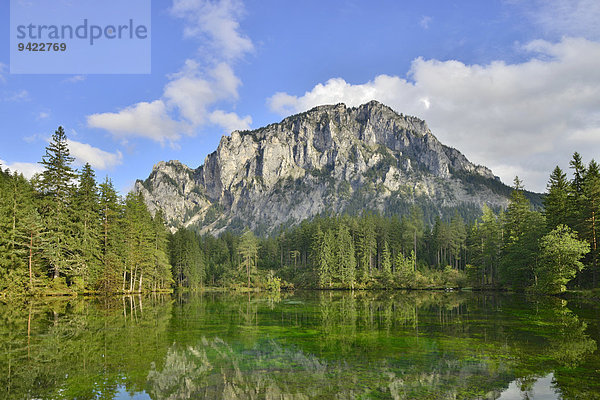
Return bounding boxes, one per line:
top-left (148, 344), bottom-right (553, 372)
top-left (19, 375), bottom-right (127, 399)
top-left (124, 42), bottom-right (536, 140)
top-left (335, 224), bottom-right (356, 288)
top-left (582, 160), bottom-right (600, 286)
top-left (0, 172), bottom-right (44, 292)
top-left (568, 152), bottom-right (587, 231)
top-left (381, 239), bottom-right (392, 283)
top-left (37, 126), bottom-right (77, 281)
top-left (97, 177), bottom-right (123, 292)
top-left (238, 229), bottom-right (259, 289)
top-left (500, 177), bottom-right (546, 289)
top-left (72, 163), bottom-right (101, 288)
top-left (150, 210), bottom-right (173, 291)
top-left (544, 166), bottom-right (570, 230)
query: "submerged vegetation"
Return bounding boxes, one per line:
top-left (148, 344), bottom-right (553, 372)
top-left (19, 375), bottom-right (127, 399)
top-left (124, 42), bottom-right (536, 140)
top-left (0, 291), bottom-right (598, 399)
top-left (0, 127), bottom-right (597, 296)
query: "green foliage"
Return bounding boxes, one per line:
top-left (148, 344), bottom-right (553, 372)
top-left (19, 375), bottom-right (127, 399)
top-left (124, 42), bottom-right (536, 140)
top-left (535, 225), bottom-right (589, 294)
top-left (37, 126), bottom-right (78, 280)
top-left (498, 177), bottom-right (546, 289)
top-left (4, 136), bottom-right (600, 295)
top-left (266, 270), bottom-right (281, 292)
top-left (0, 127), bottom-right (173, 296)
top-left (170, 227), bottom-right (205, 290)
top-left (544, 166), bottom-right (570, 230)
top-left (238, 229), bottom-right (259, 288)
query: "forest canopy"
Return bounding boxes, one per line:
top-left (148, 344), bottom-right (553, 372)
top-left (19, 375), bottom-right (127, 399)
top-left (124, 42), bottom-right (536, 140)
top-left (0, 128), bottom-right (596, 296)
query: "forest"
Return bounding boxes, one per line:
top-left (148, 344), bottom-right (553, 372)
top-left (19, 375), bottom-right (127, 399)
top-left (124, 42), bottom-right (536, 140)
top-left (0, 127), bottom-right (172, 295)
top-left (0, 127), bottom-right (597, 296)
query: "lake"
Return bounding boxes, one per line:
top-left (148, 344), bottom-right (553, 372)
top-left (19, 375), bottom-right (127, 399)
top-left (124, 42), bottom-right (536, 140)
top-left (1, 291), bottom-right (599, 399)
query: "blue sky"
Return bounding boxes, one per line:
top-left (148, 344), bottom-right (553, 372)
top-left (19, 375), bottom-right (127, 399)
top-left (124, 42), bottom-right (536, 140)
top-left (1, 0), bottom-right (599, 193)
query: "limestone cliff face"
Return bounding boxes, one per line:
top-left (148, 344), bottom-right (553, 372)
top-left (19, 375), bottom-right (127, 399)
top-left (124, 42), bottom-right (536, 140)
top-left (135, 101), bottom-right (512, 234)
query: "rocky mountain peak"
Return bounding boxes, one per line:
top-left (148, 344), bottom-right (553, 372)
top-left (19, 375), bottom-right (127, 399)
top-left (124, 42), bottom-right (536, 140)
top-left (135, 101), bottom-right (513, 235)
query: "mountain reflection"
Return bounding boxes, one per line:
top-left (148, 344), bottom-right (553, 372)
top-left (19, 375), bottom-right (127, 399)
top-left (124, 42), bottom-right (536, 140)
top-left (0, 291), bottom-right (598, 399)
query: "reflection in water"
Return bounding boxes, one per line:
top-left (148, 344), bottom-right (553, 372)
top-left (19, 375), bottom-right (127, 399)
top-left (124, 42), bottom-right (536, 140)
top-left (498, 374), bottom-right (559, 400)
top-left (0, 292), bottom-right (598, 399)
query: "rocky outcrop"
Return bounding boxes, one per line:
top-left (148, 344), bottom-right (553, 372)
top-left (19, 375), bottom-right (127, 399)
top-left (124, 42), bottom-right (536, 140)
top-left (135, 101), bottom-right (516, 234)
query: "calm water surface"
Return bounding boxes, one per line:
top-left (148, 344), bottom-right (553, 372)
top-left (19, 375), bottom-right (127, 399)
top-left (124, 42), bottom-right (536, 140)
top-left (1, 291), bottom-right (599, 399)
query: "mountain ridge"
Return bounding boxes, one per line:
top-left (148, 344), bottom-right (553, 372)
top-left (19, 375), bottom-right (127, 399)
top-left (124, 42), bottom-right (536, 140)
top-left (135, 101), bottom-right (540, 235)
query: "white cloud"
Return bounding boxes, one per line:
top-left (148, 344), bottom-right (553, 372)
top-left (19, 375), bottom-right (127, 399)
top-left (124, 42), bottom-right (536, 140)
top-left (510, 0), bottom-right (600, 40)
top-left (67, 139), bottom-right (123, 170)
top-left (87, 100), bottom-right (187, 145)
top-left (0, 159), bottom-right (44, 179)
top-left (170, 0), bottom-right (254, 60)
top-left (420, 16), bottom-right (432, 29)
top-left (37, 111), bottom-right (50, 120)
top-left (267, 37), bottom-right (600, 192)
top-left (88, 0), bottom-right (252, 144)
top-left (209, 110), bottom-right (252, 132)
top-left (164, 61), bottom-right (242, 125)
top-left (63, 75), bottom-right (86, 84)
top-left (3, 90), bottom-right (29, 102)
top-left (0, 63), bottom-right (6, 83)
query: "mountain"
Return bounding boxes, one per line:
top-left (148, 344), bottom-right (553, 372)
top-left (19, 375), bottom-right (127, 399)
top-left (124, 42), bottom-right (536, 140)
top-left (135, 101), bottom-right (540, 235)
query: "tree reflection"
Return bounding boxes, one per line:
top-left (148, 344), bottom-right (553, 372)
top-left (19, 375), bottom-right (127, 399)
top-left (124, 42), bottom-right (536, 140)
top-left (0, 292), bottom-right (598, 399)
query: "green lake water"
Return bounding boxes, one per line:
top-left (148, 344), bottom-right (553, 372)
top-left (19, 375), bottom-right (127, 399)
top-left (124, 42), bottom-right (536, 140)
top-left (1, 291), bottom-right (599, 399)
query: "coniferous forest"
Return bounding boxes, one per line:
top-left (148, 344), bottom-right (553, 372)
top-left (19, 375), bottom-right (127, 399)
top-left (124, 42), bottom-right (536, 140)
top-left (0, 127), bottom-right (598, 296)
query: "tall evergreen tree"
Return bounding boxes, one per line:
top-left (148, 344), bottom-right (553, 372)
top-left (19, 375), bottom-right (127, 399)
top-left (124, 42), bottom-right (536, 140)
top-left (71, 163), bottom-right (101, 287)
top-left (582, 160), bottom-right (600, 286)
top-left (122, 192), bottom-right (154, 292)
top-left (97, 177), bottom-right (123, 292)
top-left (500, 177), bottom-right (546, 289)
top-left (544, 166), bottom-right (570, 230)
top-left (0, 172), bottom-right (44, 292)
top-left (317, 228), bottom-right (335, 288)
top-left (150, 210), bottom-right (173, 291)
top-left (568, 152), bottom-right (587, 231)
top-left (335, 224), bottom-right (356, 288)
top-left (37, 126), bottom-right (77, 281)
top-left (380, 239), bottom-right (392, 283)
top-left (238, 229), bottom-right (259, 289)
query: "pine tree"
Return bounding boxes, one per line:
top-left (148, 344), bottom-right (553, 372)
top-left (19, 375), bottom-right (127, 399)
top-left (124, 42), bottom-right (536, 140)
top-left (122, 192), bottom-right (154, 292)
top-left (317, 229), bottom-right (335, 288)
top-left (449, 212), bottom-right (467, 269)
top-left (97, 177), bottom-right (123, 292)
top-left (544, 166), bottom-right (570, 230)
top-left (238, 229), bottom-right (259, 289)
top-left (37, 126), bottom-right (78, 281)
top-left (500, 177), bottom-right (546, 289)
top-left (381, 239), bottom-right (392, 283)
top-left (403, 206), bottom-right (424, 271)
top-left (150, 210), bottom-right (173, 291)
top-left (335, 224), bottom-right (356, 288)
top-left (568, 152), bottom-right (587, 232)
top-left (582, 160), bottom-right (600, 286)
top-left (480, 205), bottom-right (501, 285)
top-left (357, 214), bottom-right (376, 281)
top-left (71, 163), bottom-right (101, 288)
top-left (0, 172), bottom-right (45, 292)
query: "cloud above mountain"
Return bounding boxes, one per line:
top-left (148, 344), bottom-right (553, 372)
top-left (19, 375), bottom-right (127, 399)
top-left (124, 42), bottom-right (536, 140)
top-left (87, 0), bottom-right (252, 146)
top-left (268, 37), bottom-right (600, 191)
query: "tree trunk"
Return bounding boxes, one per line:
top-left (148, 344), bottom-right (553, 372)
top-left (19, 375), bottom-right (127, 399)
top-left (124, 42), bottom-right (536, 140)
top-left (592, 208), bottom-right (597, 287)
top-left (29, 232), bottom-right (33, 287)
top-left (413, 229), bottom-right (417, 272)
